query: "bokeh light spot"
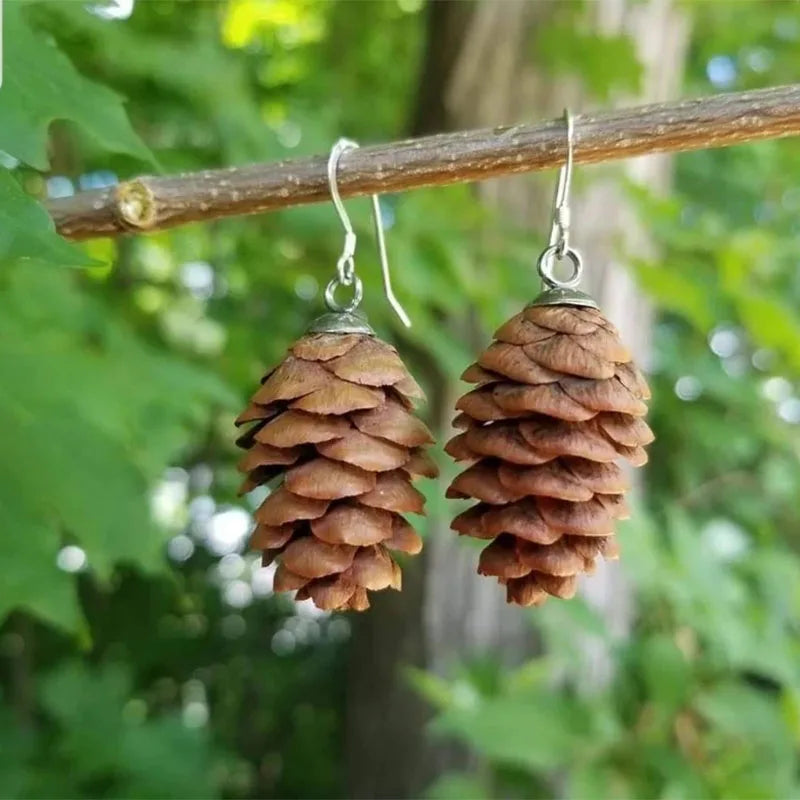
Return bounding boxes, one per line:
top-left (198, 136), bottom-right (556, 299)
top-left (167, 534), bottom-right (195, 563)
top-left (674, 375), bottom-right (702, 401)
top-left (56, 545), bottom-right (88, 573)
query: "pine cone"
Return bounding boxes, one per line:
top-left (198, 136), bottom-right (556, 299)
top-left (235, 328), bottom-right (438, 611)
top-left (445, 303), bottom-right (653, 607)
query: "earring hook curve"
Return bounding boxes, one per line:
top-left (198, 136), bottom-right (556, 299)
top-left (328, 138), bottom-right (358, 283)
top-left (326, 138), bottom-right (411, 328)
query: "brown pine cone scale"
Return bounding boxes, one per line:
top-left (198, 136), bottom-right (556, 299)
top-left (236, 330), bottom-right (438, 612)
top-left (446, 303), bottom-right (652, 607)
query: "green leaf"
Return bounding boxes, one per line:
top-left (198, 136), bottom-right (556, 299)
top-left (405, 667), bottom-right (461, 710)
top-left (566, 762), bottom-right (619, 800)
top-left (695, 683), bottom-right (791, 748)
top-left (639, 634), bottom-right (692, 714)
top-left (0, 4), bottom-right (153, 169)
top-left (118, 718), bottom-right (216, 799)
top-left (41, 661), bottom-right (216, 798)
top-left (0, 364), bottom-right (161, 577)
top-left (734, 293), bottom-right (800, 373)
top-left (693, 683), bottom-right (796, 795)
top-left (0, 709), bottom-right (35, 799)
top-left (426, 772), bottom-right (490, 800)
top-left (0, 502), bottom-right (82, 632)
top-left (535, 24), bottom-right (642, 100)
top-left (631, 258), bottom-right (717, 332)
top-left (432, 694), bottom-right (585, 771)
top-left (0, 264), bottom-right (235, 631)
top-left (0, 169), bottom-right (89, 267)
top-left (41, 661), bottom-right (132, 775)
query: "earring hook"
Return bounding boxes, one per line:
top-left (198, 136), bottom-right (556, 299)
top-left (328, 138), bottom-right (358, 286)
top-left (370, 194), bottom-right (411, 328)
top-left (530, 109), bottom-right (597, 310)
top-left (325, 138), bottom-right (411, 328)
top-left (548, 108), bottom-right (574, 255)
top-left (536, 108), bottom-right (583, 289)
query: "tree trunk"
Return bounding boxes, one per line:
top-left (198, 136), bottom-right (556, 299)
top-left (345, 1), bottom-right (688, 796)
top-left (568, 0), bottom-right (689, 688)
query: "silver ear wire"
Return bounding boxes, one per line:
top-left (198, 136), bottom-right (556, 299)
top-left (548, 108), bottom-right (574, 256)
top-left (531, 109), bottom-right (598, 309)
top-left (323, 138), bottom-right (411, 327)
top-left (370, 194), bottom-right (411, 328)
top-left (325, 138), bottom-right (361, 313)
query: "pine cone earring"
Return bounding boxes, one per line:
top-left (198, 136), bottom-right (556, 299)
top-left (445, 110), bottom-right (653, 607)
top-left (235, 139), bottom-right (438, 612)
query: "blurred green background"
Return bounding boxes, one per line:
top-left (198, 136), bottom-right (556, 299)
top-left (2, 1), bottom-right (800, 798)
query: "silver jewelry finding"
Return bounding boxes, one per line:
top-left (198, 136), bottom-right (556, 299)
top-left (307, 310), bottom-right (374, 336)
top-left (536, 244), bottom-right (582, 289)
top-left (321, 138), bottom-right (411, 327)
top-left (324, 273), bottom-right (364, 313)
top-left (531, 109), bottom-right (598, 310)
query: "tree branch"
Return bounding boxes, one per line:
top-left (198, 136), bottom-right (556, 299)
top-left (49, 84), bottom-right (800, 241)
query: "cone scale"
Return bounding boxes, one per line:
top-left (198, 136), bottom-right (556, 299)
top-left (445, 297), bottom-right (653, 607)
top-left (235, 314), bottom-right (438, 612)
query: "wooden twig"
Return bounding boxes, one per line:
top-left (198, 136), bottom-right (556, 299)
top-left (49, 84), bottom-right (800, 241)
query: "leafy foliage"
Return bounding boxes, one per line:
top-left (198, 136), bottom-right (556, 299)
top-left (0, 1), bottom-right (799, 799)
top-left (534, 23), bottom-right (643, 100)
top-left (0, 660), bottom-right (217, 798)
top-left (0, 169), bottom-right (88, 266)
top-left (0, 263), bottom-right (234, 630)
top-left (0, 3), bottom-right (152, 169)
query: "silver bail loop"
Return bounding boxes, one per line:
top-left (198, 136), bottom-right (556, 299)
top-left (324, 138), bottom-right (411, 327)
